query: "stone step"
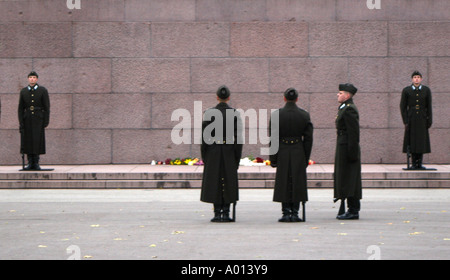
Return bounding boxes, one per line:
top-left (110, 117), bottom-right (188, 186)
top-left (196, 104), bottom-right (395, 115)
top-left (0, 164), bottom-right (448, 189)
top-left (0, 179), bottom-right (448, 189)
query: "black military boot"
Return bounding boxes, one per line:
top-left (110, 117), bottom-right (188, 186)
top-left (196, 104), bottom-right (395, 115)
top-left (337, 211), bottom-right (359, 220)
top-left (290, 202), bottom-right (303, 222)
top-left (222, 204), bottom-right (234, 222)
top-left (412, 154), bottom-right (421, 169)
top-left (24, 154), bottom-right (34, 170)
top-left (32, 155), bottom-right (42, 171)
top-left (278, 203), bottom-right (292, 222)
top-left (416, 154), bottom-right (426, 170)
top-left (211, 204), bottom-right (222, 222)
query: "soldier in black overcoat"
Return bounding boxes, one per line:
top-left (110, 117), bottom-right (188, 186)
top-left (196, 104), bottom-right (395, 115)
top-left (270, 88), bottom-right (313, 222)
top-left (18, 72), bottom-right (50, 170)
top-left (200, 86), bottom-right (243, 222)
top-left (334, 83), bottom-right (362, 220)
top-left (400, 71), bottom-right (432, 169)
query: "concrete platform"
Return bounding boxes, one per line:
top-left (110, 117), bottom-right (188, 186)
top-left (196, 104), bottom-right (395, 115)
top-left (0, 164), bottom-right (449, 189)
top-left (0, 189), bottom-right (449, 260)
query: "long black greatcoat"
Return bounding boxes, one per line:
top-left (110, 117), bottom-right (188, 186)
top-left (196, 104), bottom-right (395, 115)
top-left (334, 98), bottom-right (362, 200)
top-left (270, 102), bottom-right (313, 203)
top-left (200, 102), bottom-right (243, 204)
top-left (400, 84), bottom-right (432, 154)
top-left (18, 84), bottom-right (50, 155)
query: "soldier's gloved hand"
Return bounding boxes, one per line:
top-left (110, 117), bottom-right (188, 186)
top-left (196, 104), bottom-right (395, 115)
top-left (270, 162), bottom-right (277, 168)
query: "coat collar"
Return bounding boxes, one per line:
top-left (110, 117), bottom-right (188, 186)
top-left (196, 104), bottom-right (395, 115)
top-left (412, 84), bottom-right (422, 90)
top-left (339, 98), bottom-right (354, 110)
top-left (27, 84), bottom-right (39, 91)
top-left (216, 102), bottom-right (231, 109)
top-left (283, 101), bottom-right (298, 109)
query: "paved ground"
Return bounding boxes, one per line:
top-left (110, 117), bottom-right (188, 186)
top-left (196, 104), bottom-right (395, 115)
top-left (0, 188), bottom-right (448, 260)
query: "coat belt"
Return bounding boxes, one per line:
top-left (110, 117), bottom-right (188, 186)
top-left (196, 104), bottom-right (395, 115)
top-left (26, 106), bottom-right (43, 111)
top-left (280, 137), bottom-right (301, 144)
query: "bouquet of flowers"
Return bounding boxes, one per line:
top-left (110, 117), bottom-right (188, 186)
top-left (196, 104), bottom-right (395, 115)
top-left (150, 157), bottom-right (315, 166)
top-left (151, 158), bottom-right (204, 166)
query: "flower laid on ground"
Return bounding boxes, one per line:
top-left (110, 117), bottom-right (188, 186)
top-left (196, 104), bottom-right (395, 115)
top-left (150, 157), bottom-right (315, 166)
top-left (151, 158), bottom-right (204, 166)
top-left (240, 156), bottom-right (267, 166)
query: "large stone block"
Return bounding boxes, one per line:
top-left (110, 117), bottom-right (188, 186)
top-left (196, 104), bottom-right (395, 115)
top-left (0, 129), bottom-right (21, 164)
top-left (73, 22), bottom-right (151, 57)
top-left (431, 93), bottom-right (450, 129)
top-left (0, 94), bottom-right (19, 130)
top-left (385, 128), bottom-right (405, 164)
top-left (230, 22), bottom-right (308, 57)
top-left (309, 128), bottom-right (335, 164)
top-left (266, 0), bottom-right (336, 21)
top-left (269, 58), bottom-right (348, 93)
top-left (429, 129), bottom-right (450, 163)
top-left (309, 93), bottom-right (338, 129)
top-left (337, 0), bottom-right (450, 21)
top-left (45, 129), bottom-right (112, 164)
top-left (309, 22), bottom-right (388, 56)
top-left (112, 129), bottom-right (192, 163)
top-left (196, 0), bottom-right (266, 22)
top-left (33, 58), bottom-right (112, 94)
top-left (152, 93), bottom-right (215, 129)
top-left (152, 22), bottom-right (229, 57)
top-left (228, 93), bottom-right (289, 129)
top-left (47, 94), bottom-right (73, 129)
top-left (360, 129), bottom-right (391, 163)
top-left (0, 0), bottom-right (125, 22)
top-left (348, 57), bottom-right (428, 93)
top-left (125, 0), bottom-right (195, 21)
top-left (1, 93), bottom-right (72, 130)
top-left (0, 59), bottom-right (33, 94)
top-left (65, 0), bottom-right (125, 21)
top-left (112, 58), bottom-right (190, 93)
top-left (191, 58), bottom-right (269, 93)
top-left (389, 22), bottom-right (450, 56)
top-left (429, 57), bottom-right (450, 93)
top-left (73, 93), bottom-right (152, 129)
top-left (0, 22), bottom-right (72, 58)
top-left (355, 93), bottom-right (389, 129)
top-left (388, 92), bottom-right (404, 129)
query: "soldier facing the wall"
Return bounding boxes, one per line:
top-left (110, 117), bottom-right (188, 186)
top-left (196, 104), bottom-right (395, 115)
top-left (270, 88), bottom-right (313, 222)
top-left (200, 86), bottom-right (243, 222)
top-left (400, 71), bottom-right (432, 170)
top-left (18, 71), bottom-right (50, 171)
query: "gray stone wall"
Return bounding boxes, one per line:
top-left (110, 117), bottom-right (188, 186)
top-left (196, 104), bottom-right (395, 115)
top-left (0, 0), bottom-right (449, 164)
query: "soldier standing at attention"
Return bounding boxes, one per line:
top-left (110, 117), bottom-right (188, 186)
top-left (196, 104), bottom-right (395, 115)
top-left (400, 71), bottom-right (432, 170)
top-left (200, 86), bottom-right (243, 222)
top-left (18, 71), bottom-right (50, 171)
top-left (270, 88), bottom-right (313, 222)
top-left (334, 83), bottom-right (362, 220)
